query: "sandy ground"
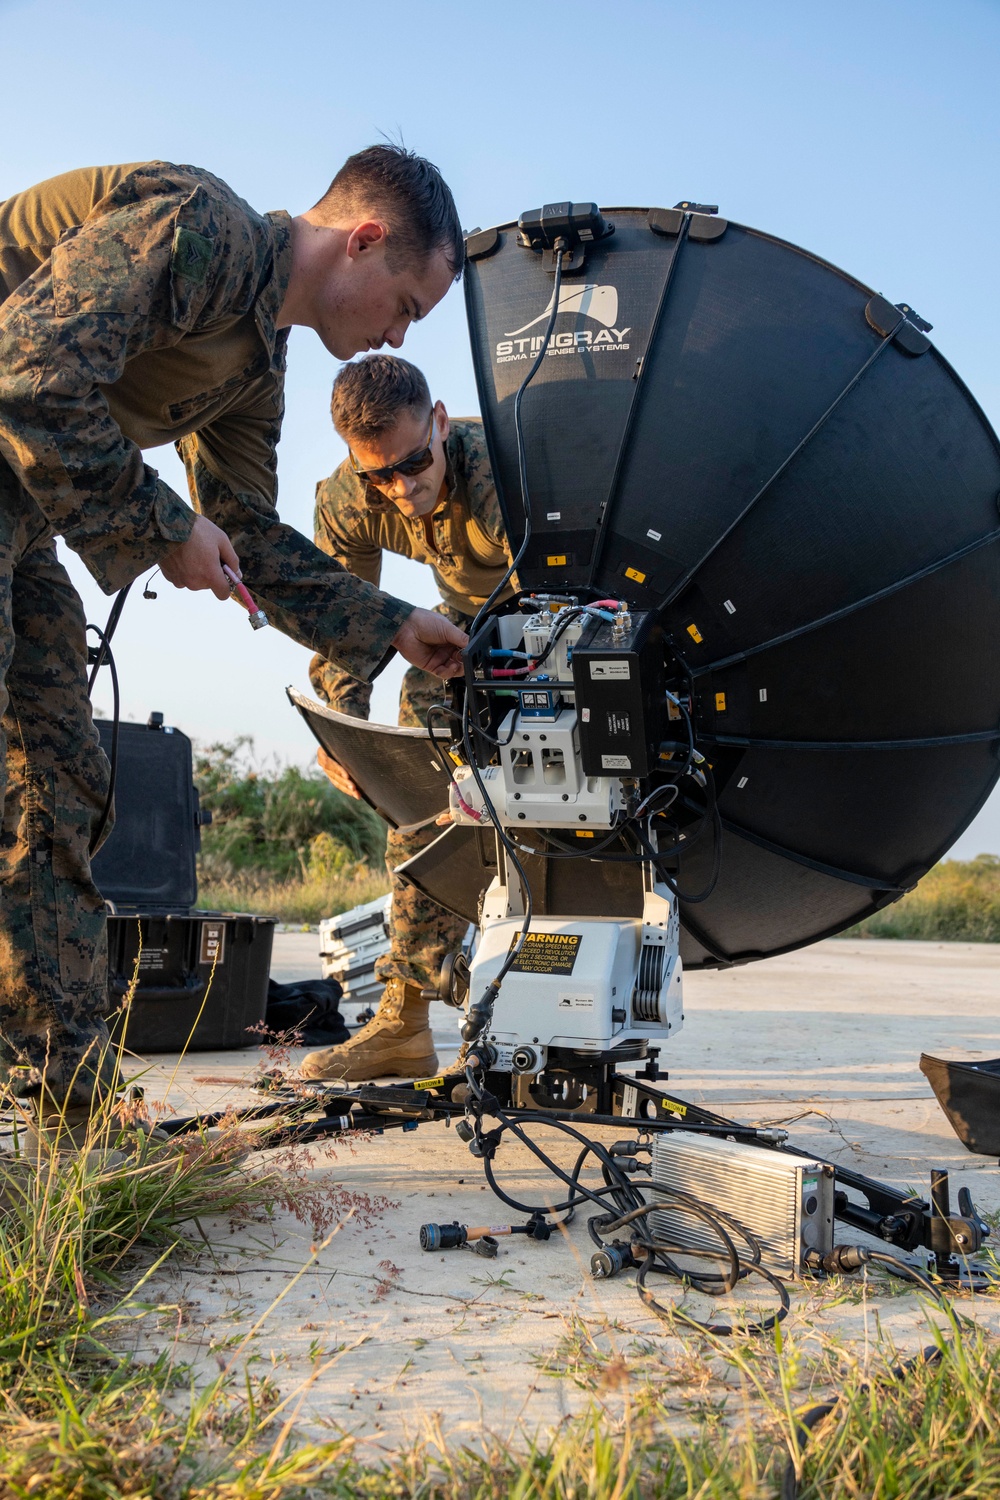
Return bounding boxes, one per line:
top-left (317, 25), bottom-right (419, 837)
top-left (125, 937), bottom-right (1000, 1456)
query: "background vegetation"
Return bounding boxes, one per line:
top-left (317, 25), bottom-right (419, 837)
top-left (4, 1094), bottom-right (1000, 1498)
top-left (193, 743), bottom-right (1000, 939)
top-left (848, 854), bottom-right (1000, 942)
top-left (194, 740), bottom-right (390, 925)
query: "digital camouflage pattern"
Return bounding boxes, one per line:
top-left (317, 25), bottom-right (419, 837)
top-left (311, 603), bottom-right (472, 988)
top-left (310, 421), bottom-right (512, 988)
top-left (0, 161), bottom-right (417, 1102)
top-left (0, 461), bottom-right (114, 1107)
top-left (0, 163), bottom-right (412, 672)
top-left (374, 608), bottom-right (470, 988)
top-left (310, 420), bottom-right (511, 717)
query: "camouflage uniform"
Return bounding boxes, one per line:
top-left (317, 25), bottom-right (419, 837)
top-left (0, 162), bottom-right (415, 1105)
top-left (310, 421), bottom-right (511, 988)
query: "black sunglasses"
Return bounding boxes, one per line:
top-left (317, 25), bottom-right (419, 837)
top-left (350, 413), bottom-right (436, 486)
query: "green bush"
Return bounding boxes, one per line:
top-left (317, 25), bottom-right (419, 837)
top-left (194, 738), bottom-right (386, 884)
top-left (848, 854), bottom-right (1000, 941)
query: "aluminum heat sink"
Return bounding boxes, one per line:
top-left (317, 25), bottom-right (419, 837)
top-left (650, 1132), bottom-right (835, 1277)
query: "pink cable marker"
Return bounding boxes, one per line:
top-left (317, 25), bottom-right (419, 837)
top-left (223, 564), bottom-right (268, 631)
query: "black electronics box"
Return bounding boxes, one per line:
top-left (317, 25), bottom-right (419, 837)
top-left (92, 715), bottom-right (274, 1051)
top-left (571, 611), bottom-right (665, 778)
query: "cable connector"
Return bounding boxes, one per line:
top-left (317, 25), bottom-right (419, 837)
top-left (590, 1240), bottom-right (640, 1279)
top-left (805, 1243), bottom-right (869, 1274)
top-left (609, 1139), bottom-right (643, 1157)
top-left (223, 565), bottom-right (268, 630)
top-left (462, 982), bottom-right (500, 1041)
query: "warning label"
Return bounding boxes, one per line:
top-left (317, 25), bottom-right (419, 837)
top-left (508, 932), bottom-right (581, 975)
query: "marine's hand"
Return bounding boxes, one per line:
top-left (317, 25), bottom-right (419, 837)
top-left (161, 516), bottom-right (241, 601)
top-left (318, 746), bottom-right (360, 799)
top-left (391, 608), bottom-right (468, 678)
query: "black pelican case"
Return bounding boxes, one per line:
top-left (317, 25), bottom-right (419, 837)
top-left (92, 714), bottom-right (274, 1051)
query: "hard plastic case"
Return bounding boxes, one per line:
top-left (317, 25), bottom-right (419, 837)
top-left (93, 715), bottom-right (274, 1051)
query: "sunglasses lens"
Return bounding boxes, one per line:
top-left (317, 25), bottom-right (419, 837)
top-left (353, 417), bottom-right (437, 485)
top-left (393, 447), bottom-right (436, 478)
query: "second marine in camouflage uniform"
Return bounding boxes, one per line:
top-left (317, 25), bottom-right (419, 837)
top-left (301, 358), bottom-right (511, 1081)
top-left (0, 154), bottom-right (464, 1112)
top-left (311, 417), bottom-right (510, 989)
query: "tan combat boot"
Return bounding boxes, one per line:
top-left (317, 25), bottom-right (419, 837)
top-left (299, 979), bottom-right (438, 1082)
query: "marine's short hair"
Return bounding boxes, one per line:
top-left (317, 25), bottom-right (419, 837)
top-left (332, 355), bottom-right (432, 446)
top-left (313, 144), bottom-right (464, 279)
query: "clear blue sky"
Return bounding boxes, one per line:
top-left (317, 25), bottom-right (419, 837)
top-left (3, 0), bottom-right (999, 855)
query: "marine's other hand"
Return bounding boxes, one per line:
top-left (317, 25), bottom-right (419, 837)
top-left (317, 746), bottom-right (360, 799)
top-left (161, 515), bottom-right (241, 601)
top-left (391, 608), bottom-right (468, 678)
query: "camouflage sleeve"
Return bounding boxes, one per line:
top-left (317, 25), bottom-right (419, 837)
top-left (307, 464), bottom-right (384, 708)
top-left (314, 463), bottom-right (383, 586)
top-left (0, 177), bottom-right (214, 592)
top-left (179, 425), bottom-right (411, 680)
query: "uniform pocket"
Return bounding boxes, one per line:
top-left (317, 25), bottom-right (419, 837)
top-left (27, 760), bottom-right (110, 1002)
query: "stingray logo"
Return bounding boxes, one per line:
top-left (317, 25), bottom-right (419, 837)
top-left (495, 283), bottom-right (632, 364)
top-left (506, 283), bottom-right (619, 337)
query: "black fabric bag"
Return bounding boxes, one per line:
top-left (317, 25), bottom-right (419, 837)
top-left (265, 977), bottom-right (349, 1046)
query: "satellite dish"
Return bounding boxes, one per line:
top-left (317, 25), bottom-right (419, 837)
top-left (459, 204), bottom-right (1000, 966)
top-left (291, 204), bottom-right (1000, 969)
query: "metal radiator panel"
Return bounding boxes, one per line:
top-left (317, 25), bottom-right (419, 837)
top-left (650, 1131), bottom-right (834, 1276)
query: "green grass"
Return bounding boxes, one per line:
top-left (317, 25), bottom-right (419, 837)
top-left (192, 737), bottom-right (391, 924)
top-left (6, 839), bottom-right (999, 1493)
top-left (1, 1271), bottom-right (999, 1498)
top-left (846, 855), bottom-right (1000, 942)
top-left (4, 1047), bottom-right (1000, 1496)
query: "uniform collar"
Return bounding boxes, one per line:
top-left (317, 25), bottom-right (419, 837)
top-left (437, 430), bottom-right (460, 511)
top-left (255, 209), bottom-right (294, 352)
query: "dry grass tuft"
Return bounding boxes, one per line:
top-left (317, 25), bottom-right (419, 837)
top-left (196, 865), bottom-right (389, 927)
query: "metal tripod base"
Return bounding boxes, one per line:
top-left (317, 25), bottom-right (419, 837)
top-left (158, 1061), bottom-right (994, 1269)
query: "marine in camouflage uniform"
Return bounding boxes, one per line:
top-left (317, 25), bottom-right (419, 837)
top-left (0, 162), bottom-right (433, 1108)
top-left (310, 416), bottom-right (510, 989)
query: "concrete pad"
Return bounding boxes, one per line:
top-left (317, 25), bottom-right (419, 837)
top-left (124, 937), bottom-right (1000, 1456)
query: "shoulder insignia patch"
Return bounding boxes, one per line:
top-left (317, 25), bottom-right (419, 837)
top-left (171, 226), bottom-right (213, 285)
